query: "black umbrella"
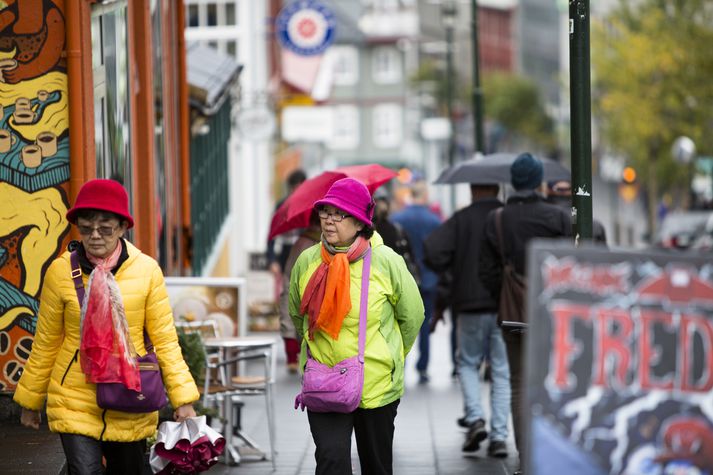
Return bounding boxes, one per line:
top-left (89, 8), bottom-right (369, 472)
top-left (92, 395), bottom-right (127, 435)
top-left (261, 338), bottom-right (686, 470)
top-left (434, 153), bottom-right (570, 185)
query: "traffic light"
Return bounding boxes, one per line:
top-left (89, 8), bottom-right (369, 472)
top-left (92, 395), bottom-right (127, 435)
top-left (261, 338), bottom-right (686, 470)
top-left (622, 166), bottom-right (637, 184)
top-left (620, 166), bottom-right (638, 202)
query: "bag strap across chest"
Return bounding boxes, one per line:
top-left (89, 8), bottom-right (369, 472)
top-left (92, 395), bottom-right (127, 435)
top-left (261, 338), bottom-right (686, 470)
top-left (70, 251), bottom-right (154, 352)
top-left (495, 208), bottom-right (511, 266)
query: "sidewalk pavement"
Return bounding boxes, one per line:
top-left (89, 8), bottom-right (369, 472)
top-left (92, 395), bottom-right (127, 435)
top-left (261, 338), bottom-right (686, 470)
top-left (212, 319), bottom-right (520, 475)
top-left (0, 418), bottom-right (66, 474)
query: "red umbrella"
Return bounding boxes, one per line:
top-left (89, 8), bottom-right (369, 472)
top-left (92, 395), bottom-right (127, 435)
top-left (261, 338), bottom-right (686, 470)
top-left (268, 164), bottom-right (398, 240)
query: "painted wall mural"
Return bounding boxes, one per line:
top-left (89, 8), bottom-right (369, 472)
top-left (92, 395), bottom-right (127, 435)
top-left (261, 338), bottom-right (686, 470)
top-left (0, 0), bottom-right (69, 391)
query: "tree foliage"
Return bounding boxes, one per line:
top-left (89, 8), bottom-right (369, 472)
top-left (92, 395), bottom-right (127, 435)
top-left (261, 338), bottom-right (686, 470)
top-left (592, 0), bottom-right (713, 223)
top-left (482, 72), bottom-right (556, 154)
top-left (411, 63), bottom-right (556, 153)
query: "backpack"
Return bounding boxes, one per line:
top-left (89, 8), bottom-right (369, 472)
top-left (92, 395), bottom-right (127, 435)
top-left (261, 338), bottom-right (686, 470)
top-left (495, 208), bottom-right (527, 331)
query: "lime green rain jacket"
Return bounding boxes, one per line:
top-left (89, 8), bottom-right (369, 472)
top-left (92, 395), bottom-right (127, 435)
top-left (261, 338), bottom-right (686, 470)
top-left (289, 232), bottom-right (424, 409)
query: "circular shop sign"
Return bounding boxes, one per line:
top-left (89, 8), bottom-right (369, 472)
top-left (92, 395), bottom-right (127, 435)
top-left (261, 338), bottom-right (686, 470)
top-left (237, 106), bottom-right (276, 141)
top-left (276, 0), bottom-right (336, 56)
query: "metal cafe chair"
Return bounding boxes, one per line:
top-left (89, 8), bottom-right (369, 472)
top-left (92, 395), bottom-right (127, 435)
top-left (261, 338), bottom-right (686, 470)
top-left (175, 320), bottom-right (276, 468)
top-left (175, 319), bottom-right (241, 465)
top-left (203, 336), bottom-right (277, 470)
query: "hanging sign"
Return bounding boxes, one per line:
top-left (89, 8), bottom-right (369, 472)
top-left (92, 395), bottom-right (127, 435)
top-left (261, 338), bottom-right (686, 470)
top-left (276, 0), bottom-right (336, 56)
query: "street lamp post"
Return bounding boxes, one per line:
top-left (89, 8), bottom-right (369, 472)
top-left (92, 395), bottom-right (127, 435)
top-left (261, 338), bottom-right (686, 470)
top-left (569, 0), bottom-right (593, 240)
top-left (442, 1), bottom-right (457, 211)
top-left (442, 1), bottom-right (457, 168)
top-left (470, 0), bottom-right (485, 154)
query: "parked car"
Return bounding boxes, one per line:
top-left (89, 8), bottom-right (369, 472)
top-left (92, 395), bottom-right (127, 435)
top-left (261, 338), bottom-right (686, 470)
top-left (689, 213), bottom-right (713, 252)
top-left (653, 211), bottom-right (712, 250)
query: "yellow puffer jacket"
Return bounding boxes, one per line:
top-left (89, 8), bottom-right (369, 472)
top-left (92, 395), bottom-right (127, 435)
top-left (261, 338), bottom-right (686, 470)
top-left (13, 241), bottom-right (199, 442)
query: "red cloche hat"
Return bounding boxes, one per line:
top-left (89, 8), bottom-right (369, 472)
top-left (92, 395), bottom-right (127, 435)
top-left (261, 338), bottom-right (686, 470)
top-left (66, 179), bottom-right (134, 228)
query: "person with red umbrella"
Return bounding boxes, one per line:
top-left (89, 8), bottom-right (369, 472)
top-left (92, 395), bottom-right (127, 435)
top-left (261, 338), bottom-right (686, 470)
top-left (268, 169), bottom-right (307, 371)
top-left (289, 178), bottom-right (424, 475)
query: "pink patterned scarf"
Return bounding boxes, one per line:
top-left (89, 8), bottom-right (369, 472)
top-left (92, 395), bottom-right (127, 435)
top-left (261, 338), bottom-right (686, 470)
top-left (79, 243), bottom-right (140, 391)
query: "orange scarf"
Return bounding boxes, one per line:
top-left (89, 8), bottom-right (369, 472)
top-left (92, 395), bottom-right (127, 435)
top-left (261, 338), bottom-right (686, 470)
top-left (300, 236), bottom-right (369, 340)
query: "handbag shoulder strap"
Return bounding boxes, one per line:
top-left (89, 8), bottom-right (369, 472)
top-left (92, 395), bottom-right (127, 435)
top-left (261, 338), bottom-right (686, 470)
top-left (357, 247), bottom-right (372, 363)
top-left (495, 208), bottom-right (511, 266)
top-left (70, 250), bottom-right (153, 352)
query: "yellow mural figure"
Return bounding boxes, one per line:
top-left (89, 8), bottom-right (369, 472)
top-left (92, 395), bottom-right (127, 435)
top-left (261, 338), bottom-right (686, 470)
top-left (0, 182), bottom-right (67, 299)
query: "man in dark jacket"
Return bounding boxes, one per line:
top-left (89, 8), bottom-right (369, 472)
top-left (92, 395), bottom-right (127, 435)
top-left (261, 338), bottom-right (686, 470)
top-left (479, 153), bottom-right (572, 470)
top-left (424, 184), bottom-right (510, 458)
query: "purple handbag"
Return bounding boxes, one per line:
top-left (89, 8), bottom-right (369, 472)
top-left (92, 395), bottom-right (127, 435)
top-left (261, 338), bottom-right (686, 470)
top-left (95, 345), bottom-right (168, 413)
top-left (71, 251), bottom-right (168, 413)
top-left (295, 247), bottom-right (371, 413)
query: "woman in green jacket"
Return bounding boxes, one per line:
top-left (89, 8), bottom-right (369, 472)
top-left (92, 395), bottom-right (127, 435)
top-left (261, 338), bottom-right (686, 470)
top-left (289, 177), bottom-right (424, 475)
top-left (14, 179), bottom-right (199, 474)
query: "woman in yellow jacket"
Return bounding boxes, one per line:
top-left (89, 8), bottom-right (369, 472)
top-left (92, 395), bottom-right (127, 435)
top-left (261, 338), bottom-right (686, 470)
top-left (13, 179), bottom-right (199, 474)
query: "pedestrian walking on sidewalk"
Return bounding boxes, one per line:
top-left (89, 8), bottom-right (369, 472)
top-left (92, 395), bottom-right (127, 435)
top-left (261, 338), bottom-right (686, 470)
top-left (479, 154), bottom-right (572, 472)
top-left (424, 183), bottom-right (511, 458)
top-left (14, 179), bottom-right (199, 474)
top-left (289, 178), bottom-right (424, 475)
top-left (391, 181), bottom-right (441, 383)
top-left (268, 169), bottom-right (308, 366)
top-left (279, 212), bottom-right (321, 373)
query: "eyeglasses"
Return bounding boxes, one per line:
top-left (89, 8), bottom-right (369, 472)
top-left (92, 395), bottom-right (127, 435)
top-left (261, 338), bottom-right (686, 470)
top-left (318, 209), bottom-right (351, 222)
top-left (77, 224), bottom-right (118, 236)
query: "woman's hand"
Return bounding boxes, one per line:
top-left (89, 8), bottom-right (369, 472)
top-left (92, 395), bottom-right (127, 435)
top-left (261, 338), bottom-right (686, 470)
top-left (20, 408), bottom-right (41, 429)
top-left (173, 404), bottom-right (197, 422)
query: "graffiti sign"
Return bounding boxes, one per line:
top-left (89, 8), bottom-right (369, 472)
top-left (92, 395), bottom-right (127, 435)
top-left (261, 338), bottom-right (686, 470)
top-left (526, 243), bottom-right (713, 475)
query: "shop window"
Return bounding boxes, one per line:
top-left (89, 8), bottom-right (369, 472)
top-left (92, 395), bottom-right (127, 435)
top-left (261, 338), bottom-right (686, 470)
top-left (372, 104), bottom-right (402, 148)
top-left (225, 2), bottom-right (236, 26)
top-left (329, 106), bottom-right (359, 150)
top-left (207, 3), bottom-right (217, 26)
top-left (187, 4), bottom-right (199, 27)
top-left (330, 46), bottom-right (359, 86)
top-left (372, 46), bottom-right (402, 85)
top-left (226, 40), bottom-right (238, 59)
top-left (91, 1), bottom-right (133, 205)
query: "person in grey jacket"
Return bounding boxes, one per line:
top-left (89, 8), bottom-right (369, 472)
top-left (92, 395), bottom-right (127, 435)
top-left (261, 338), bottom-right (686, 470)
top-left (479, 153), bottom-right (572, 473)
top-left (424, 184), bottom-right (510, 458)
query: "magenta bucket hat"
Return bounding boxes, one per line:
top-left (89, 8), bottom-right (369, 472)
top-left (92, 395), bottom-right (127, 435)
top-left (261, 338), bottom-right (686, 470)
top-left (314, 178), bottom-right (375, 227)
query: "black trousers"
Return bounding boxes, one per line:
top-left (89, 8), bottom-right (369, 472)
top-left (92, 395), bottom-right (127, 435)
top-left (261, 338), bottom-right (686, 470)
top-left (307, 399), bottom-right (400, 475)
top-left (60, 433), bottom-right (146, 475)
top-left (503, 330), bottom-right (524, 455)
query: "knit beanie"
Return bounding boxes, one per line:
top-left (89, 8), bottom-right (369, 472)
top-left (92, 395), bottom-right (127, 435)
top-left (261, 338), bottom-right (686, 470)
top-left (510, 153), bottom-right (544, 190)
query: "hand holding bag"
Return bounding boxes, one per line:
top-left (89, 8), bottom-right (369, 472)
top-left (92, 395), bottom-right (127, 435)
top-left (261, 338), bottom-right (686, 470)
top-left (294, 247), bottom-right (371, 413)
top-left (71, 251), bottom-right (168, 413)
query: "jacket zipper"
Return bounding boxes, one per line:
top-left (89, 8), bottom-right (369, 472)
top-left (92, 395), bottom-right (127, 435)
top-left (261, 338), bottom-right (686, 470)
top-left (99, 409), bottom-right (108, 441)
top-left (60, 350), bottom-right (79, 386)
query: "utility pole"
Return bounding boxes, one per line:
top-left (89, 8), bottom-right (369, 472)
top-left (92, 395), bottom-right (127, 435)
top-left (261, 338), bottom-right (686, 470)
top-left (442, 1), bottom-right (457, 211)
top-left (569, 0), bottom-right (593, 240)
top-left (471, 0), bottom-right (485, 153)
